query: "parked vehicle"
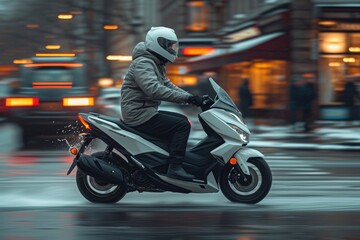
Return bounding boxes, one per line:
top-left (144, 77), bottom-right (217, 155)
top-left (67, 78), bottom-right (272, 204)
top-left (0, 78), bottom-right (19, 122)
top-left (96, 87), bottom-right (122, 118)
top-left (6, 56), bottom-right (96, 145)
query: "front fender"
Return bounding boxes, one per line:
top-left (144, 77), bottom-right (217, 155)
top-left (234, 148), bottom-right (264, 175)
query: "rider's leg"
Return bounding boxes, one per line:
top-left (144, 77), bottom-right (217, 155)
top-left (132, 111), bottom-right (194, 180)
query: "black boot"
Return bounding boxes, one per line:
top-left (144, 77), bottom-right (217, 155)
top-left (167, 163), bottom-right (195, 180)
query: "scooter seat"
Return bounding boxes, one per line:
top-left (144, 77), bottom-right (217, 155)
top-left (95, 113), bottom-right (170, 151)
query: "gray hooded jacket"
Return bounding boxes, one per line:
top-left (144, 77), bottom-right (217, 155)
top-left (120, 42), bottom-right (192, 126)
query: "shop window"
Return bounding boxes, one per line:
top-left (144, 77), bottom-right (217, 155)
top-left (349, 33), bottom-right (360, 52)
top-left (185, 1), bottom-right (210, 32)
top-left (319, 57), bottom-right (360, 105)
top-left (224, 61), bottom-right (288, 109)
top-left (319, 33), bottom-right (346, 53)
top-left (166, 64), bottom-right (198, 87)
top-left (318, 31), bottom-right (360, 105)
top-left (250, 61), bottom-right (288, 109)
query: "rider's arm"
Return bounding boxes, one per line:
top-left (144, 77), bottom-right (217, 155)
top-left (163, 78), bottom-right (189, 95)
top-left (134, 59), bottom-right (191, 103)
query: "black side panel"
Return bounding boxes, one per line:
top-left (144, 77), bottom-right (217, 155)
top-left (182, 117), bottom-right (225, 179)
top-left (184, 136), bottom-right (222, 167)
top-left (134, 152), bottom-right (169, 171)
top-left (184, 117), bottom-right (224, 168)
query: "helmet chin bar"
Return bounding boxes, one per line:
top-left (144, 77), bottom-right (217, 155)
top-left (147, 49), bottom-right (171, 64)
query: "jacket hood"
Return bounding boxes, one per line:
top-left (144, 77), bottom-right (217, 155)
top-left (132, 42), bottom-right (164, 65)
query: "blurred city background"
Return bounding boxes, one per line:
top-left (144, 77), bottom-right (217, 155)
top-left (0, 1), bottom-right (360, 239)
top-left (0, 0), bottom-right (359, 151)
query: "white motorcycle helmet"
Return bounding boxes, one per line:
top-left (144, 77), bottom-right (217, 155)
top-left (145, 27), bottom-right (179, 63)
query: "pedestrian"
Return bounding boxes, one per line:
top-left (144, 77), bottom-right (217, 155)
top-left (288, 76), bottom-right (316, 132)
top-left (120, 27), bottom-right (202, 181)
top-left (288, 79), bottom-right (302, 129)
top-left (343, 76), bottom-right (360, 122)
top-left (302, 76), bottom-right (316, 132)
top-left (238, 78), bottom-right (253, 119)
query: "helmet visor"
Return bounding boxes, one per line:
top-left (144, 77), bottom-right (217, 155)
top-left (158, 37), bottom-right (179, 56)
top-left (169, 42), bottom-right (179, 55)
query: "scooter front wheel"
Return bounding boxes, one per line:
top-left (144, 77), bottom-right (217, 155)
top-left (220, 157), bottom-right (272, 204)
top-left (76, 152), bottom-right (128, 203)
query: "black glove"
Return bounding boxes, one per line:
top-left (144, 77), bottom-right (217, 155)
top-left (187, 95), bottom-right (203, 106)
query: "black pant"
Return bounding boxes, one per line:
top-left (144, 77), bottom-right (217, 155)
top-left (132, 111), bottom-right (191, 164)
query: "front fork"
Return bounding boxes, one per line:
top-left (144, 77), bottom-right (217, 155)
top-left (230, 148), bottom-right (265, 184)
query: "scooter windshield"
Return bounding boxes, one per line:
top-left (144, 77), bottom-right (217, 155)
top-left (208, 77), bottom-right (242, 115)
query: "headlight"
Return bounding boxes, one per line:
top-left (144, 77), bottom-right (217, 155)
top-left (227, 123), bottom-right (249, 144)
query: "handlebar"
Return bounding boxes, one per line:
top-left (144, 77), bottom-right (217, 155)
top-left (200, 95), bottom-right (214, 111)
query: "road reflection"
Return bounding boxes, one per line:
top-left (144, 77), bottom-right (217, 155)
top-left (2, 207), bottom-right (359, 240)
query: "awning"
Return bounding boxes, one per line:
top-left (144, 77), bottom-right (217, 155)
top-left (185, 32), bottom-right (290, 72)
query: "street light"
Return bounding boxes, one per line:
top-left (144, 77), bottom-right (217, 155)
top-left (35, 53), bottom-right (76, 57)
top-left (13, 59), bottom-right (32, 64)
top-left (26, 24), bottom-right (40, 29)
top-left (45, 45), bottom-right (61, 50)
top-left (58, 14), bottom-right (73, 20)
top-left (103, 25), bottom-right (119, 30)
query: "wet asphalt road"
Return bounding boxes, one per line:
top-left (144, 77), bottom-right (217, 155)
top-left (0, 147), bottom-right (359, 240)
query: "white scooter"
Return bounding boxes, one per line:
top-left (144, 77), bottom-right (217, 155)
top-left (67, 78), bottom-right (272, 204)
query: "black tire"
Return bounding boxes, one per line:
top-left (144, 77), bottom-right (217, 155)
top-left (76, 152), bottom-right (128, 203)
top-left (220, 157), bottom-right (272, 204)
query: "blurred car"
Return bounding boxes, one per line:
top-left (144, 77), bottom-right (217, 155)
top-left (96, 89), bottom-right (201, 128)
top-left (0, 78), bottom-right (19, 122)
top-left (6, 56), bottom-right (96, 145)
top-left (96, 87), bottom-right (122, 118)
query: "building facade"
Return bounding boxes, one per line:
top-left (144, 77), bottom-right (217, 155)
top-left (107, 0), bottom-right (360, 120)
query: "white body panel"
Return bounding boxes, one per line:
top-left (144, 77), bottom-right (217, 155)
top-left (200, 108), bottom-right (261, 175)
top-left (88, 116), bottom-right (169, 156)
top-left (234, 148), bottom-right (264, 175)
top-left (200, 108), bottom-right (250, 141)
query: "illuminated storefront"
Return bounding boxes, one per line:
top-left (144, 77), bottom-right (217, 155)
top-left (184, 5), bottom-right (291, 117)
top-left (222, 60), bottom-right (288, 111)
top-left (316, 5), bottom-right (360, 119)
top-left (318, 24), bottom-right (360, 104)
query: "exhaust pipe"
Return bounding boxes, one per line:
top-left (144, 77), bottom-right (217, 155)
top-left (77, 154), bottom-right (124, 184)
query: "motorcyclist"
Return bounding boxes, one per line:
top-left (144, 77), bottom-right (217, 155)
top-left (120, 26), bottom-right (202, 180)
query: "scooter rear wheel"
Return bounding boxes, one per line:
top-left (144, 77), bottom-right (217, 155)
top-left (76, 152), bottom-right (128, 203)
top-left (220, 157), bottom-right (272, 204)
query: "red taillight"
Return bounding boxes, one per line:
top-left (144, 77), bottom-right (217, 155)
top-left (63, 97), bottom-right (94, 107)
top-left (78, 114), bottom-right (91, 130)
top-left (5, 97), bottom-right (39, 107)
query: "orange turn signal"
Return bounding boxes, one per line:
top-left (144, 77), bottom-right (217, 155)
top-left (229, 158), bottom-right (237, 165)
top-left (70, 147), bottom-right (78, 155)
